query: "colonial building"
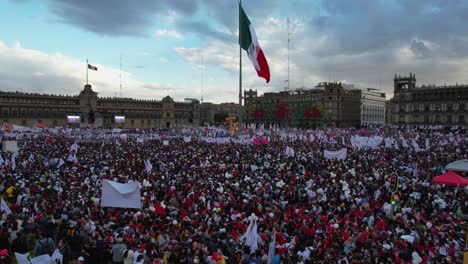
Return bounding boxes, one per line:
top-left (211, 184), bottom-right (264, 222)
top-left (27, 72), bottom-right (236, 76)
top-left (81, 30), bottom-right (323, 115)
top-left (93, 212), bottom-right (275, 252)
top-left (0, 84), bottom-right (200, 129)
top-left (244, 82), bottom-right (362, 128)
top-left (360, 88), bottom-right (386, 125)
top-left (199, 102), bottom-right (241, 126)
top-left (387, 73), bottom-right (468, 127)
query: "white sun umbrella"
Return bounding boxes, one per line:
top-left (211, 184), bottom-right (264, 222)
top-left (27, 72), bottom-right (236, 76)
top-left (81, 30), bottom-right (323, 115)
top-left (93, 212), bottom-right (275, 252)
top-left (445, 159), bottom-right (468, 172)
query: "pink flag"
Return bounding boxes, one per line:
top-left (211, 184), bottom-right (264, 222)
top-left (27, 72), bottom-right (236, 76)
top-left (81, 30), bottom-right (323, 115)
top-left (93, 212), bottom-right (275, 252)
top-left (261, 136), bottom-right (268, 144)
top-left (252, 138), bottom-right (260, 145)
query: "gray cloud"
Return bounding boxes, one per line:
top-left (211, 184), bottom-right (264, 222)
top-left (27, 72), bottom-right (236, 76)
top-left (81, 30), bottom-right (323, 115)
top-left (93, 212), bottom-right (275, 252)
top-left (35, 0), bottom-right (281, 40)
top-left (175, 20), bottom-right (234, 42)
top-left (46, 0), bottom-right (198, 36)
top-left (8, 0), bottom-right (468, 101)
top-left (410, 40), bottom-right (431, 57)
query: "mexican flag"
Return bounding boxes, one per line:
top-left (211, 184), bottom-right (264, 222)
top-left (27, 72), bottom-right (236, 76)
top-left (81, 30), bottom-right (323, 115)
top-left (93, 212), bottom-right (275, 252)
top-left (88, 64), bottom-right (98, 71)
top-left (239, 4), bottom-right (270, 83)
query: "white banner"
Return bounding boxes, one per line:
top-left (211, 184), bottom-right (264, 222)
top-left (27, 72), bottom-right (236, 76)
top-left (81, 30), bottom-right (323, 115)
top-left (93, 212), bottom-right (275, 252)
top-left (285, 146), bottom-right (295, 157)
top-left (324, 148), bottom-right (347, 160)
top-left (101, 179), bottom-right (141, 209)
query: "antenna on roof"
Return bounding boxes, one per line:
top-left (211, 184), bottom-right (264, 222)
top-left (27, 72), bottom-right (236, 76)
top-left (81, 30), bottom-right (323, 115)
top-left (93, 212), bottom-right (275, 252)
top-left (120, 54), bottom-right (123, 98)
top-left (201, 55), bottom-right (204, 103)
top-left (287, 17), bottom-right (291, 92)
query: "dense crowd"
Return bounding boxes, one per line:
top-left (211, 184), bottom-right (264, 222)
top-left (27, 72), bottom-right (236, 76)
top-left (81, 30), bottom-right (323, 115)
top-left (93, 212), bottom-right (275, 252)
top-left (0, 126), bottom-right (466, 264)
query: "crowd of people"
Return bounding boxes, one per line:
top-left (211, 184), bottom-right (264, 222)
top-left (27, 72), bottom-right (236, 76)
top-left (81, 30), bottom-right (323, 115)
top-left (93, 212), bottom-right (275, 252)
top-left (0, 125), bottom-right (466, 264)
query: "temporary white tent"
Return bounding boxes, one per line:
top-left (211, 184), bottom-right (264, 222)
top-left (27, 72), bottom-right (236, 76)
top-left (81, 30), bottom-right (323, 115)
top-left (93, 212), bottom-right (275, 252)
top-left (445, 159), bottom-right (468, 172)
top-left (101, 179), bottom-right (141, 209)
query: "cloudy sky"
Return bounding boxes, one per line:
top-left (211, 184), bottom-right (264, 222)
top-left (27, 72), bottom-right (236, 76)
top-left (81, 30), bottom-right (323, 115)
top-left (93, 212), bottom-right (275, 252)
top-left (1, 0), bottom-right (468, 102)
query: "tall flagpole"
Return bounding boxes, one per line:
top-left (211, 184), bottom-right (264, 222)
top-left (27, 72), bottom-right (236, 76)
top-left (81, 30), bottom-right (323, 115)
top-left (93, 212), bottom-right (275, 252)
top-left (86, 59), bottom-right (89, 85)
top-left (239, 0), bottom-right (243, 134)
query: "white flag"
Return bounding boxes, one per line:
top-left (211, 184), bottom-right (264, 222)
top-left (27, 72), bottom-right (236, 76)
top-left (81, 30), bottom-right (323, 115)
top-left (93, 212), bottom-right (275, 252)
top-left (411, 139), bottom-right (421, 152)
top-left (70, 142), bottom-right (79, 153)
top-left (67, 153), bottom-right (77, 163)
top-left (183, 136), bottom-right (192, 143)
top-left (285, 147), bottom-right (295, 157)
top-left (144, 159), bottom-right (153, 173)
top-left (267, 231), bottom-right (276, 264)
top-left (1, 199), bottom-right (12, 215)
top-left (57, 158), bottom-right (65, 168)
top-left (402, 138), bottom-right (409, 148)
top-left (11, 151), bottom-right (18, 170)
top-left (30, 254), bottom-right (52, 264)
top-left (28, 154), bottom-right (34, 163)
top-left (51, 249), bottom-right (63, 264)
top-left (14, 252), bottom-right (30, 264)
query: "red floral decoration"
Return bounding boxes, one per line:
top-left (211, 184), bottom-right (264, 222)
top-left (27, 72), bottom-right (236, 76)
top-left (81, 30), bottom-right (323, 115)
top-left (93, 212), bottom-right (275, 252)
top-left (254, 109), bottom-right (266, 119)
top-left (304, 106), bottom-right (321, 118)
top-left (274, 103), bottom-right (293, 119)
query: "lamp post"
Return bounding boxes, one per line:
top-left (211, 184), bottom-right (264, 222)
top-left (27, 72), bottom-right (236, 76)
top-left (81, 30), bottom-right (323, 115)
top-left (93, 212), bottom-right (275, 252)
top-left (389, 172), bottom-right (399, 219)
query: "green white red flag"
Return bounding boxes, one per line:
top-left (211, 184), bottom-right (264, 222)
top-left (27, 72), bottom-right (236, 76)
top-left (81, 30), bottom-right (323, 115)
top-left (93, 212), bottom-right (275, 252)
top-left (239, 4), bottom-right (270, 83)
top-left (88, 64), bottom-right (98, 71)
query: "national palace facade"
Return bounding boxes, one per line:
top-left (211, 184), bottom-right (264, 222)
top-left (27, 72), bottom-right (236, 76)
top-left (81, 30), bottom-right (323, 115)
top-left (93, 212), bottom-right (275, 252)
top-left (244, 82), bottom-right (362, 128)
top-left (0, 84), bottom-right (200, 129)
top-left (387, 73), bottom-right (468, 127)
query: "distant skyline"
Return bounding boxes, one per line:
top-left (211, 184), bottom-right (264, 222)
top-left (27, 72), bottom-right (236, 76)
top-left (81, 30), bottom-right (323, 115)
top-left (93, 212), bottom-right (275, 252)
top-left (1, 0), bottom-right (468, 102)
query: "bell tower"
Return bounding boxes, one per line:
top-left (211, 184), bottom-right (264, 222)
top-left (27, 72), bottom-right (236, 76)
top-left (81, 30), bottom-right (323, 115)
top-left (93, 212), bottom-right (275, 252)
top-left (394, 73), bottom-right (416, 93)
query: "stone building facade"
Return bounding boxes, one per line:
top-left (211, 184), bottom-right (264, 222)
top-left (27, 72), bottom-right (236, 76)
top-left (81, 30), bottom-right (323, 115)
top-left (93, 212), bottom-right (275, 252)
top-left (0, 84), bottom-right (200, 129)
top-left (199, 102), bottom-right (241, 126)
top-left (387, 73), bottom-right (468, 127)
top-left (360, 88), bottom-right (386, 125)
top-left (244, 82), bottom-right (362, 128)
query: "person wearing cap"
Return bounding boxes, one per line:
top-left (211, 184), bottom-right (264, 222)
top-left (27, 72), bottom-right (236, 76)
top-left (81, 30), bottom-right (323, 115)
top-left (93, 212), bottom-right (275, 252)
top-left (76, 256), bottom-right (85, 263)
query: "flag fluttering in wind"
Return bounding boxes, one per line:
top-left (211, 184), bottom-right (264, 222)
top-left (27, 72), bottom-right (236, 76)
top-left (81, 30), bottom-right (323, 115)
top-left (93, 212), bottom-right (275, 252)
top-left (240, 4), bottom-right (270, 83)
top-left (88, 64), bottom-right (98, 71)
top-left (267, 229), bottom-right (276, 264)
top-left (144, 159), bottom-right (153, 173)
top-left (70, 142), bottom-right (79, 153)
top-left (1, 199), bottom-right (12, 215)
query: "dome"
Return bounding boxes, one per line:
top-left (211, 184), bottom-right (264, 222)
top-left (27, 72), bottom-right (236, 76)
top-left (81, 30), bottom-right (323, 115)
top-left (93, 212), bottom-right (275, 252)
top-left (162, 96), bottom-right (174, 103)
